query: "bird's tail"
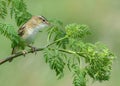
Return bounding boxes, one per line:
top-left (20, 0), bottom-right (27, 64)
top-left (10, 47), bottom-right (18, 62)
top-left (11, 47), bottom-right (18, 54)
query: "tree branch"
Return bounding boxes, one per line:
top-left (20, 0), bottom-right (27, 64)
top-left (0, 36), bottom-right (68, 65)
top-left (0, 48), bottom-right (44, 65)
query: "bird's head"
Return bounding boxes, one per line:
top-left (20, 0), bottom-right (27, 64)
top-left (38, 16), bottom-right (50, 25)
top-left (32, 16), bottom-right (50, 28)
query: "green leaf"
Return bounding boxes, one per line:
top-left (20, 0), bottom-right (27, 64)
top-left (47, 19), bottom-right (68, 48)
top-left (0, 0), bottom-right (7, 19)
top-left (65, 24), bottom-right (90, 40)
top-left (72, 65), bottom-right (86, 86)
top-left (44, 48), bottom-right (65, 79)
top-left (10, 0), bottom-right (32, 26)
top-left (0, 23), bottom-right (25, 49)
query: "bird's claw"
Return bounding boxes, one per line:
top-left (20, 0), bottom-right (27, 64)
top-left (31, 47), bottom-right (37, 55)
top-left (22, 50), bottom-right (28, 56)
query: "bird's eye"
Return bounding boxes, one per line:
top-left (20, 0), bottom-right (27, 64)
top-left (43, 19), bottom-right (45, 22)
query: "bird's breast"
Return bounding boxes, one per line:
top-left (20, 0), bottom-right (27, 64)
top-left (23, 27), bottom-right (40, 44)
top-left (22, 23), bottom-right (47, 44)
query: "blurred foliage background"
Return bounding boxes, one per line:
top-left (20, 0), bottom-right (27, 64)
top-left (0, 0), bottom-right (120, 86)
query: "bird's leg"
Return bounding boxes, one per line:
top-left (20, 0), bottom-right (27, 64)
top-left (27, 45), bottom-right (37, 54)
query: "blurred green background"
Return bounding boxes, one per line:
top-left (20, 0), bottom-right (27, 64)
top-left (0, 0), bottom-right (120, 86)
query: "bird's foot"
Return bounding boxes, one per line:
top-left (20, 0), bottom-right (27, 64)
top-left (22, 50), bottom-right (28, 56)
top-left (30, 46), bottom-right (37, 55)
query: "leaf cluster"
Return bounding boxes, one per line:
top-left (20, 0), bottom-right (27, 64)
top-left (47, 19), bottom-right (68, 49)
top-left (0, 0), bottom-right (31, 48)
top-left (45, 20), bottom-right (115, 86)
top-left (0, 23), bottom-right (25, 48)
top-left (72, 65), bottom-right (86, 86)
top-left (0, 0), bottom-right (7, 19)
top-left (44, 48), bottom-right (65, 79)
top-left (10, 0), bottom-right (32, 26)
top-left (65, 24), bottom-right (90, 39)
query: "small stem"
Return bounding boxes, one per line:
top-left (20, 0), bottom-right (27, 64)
top-left (46, 36), bottom-right (68, 47)
top-left (58, 49), bottom-right (76, 54)
top-left (58, 49), bottom-right (85, 57)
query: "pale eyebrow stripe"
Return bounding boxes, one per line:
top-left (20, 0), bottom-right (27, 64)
top-left (40, 16), bottom-right (48, 21)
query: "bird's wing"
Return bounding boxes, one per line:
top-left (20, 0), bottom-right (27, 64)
top-left (18, 25), bottom-right (26, 36)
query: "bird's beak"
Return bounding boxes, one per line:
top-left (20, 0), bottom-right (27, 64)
top-left (45, 21), bottom-right (50, 26)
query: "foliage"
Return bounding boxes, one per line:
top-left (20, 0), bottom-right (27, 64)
top-left (10, 0), bottom-right (32, 26)
top-left (0, 0), bottom-right (31, 48)
top-left (46, 22), bottom-right (114, 86)
top-left (0, 23), bottom-right (20, 48)
top-left (44, 48), bottom-right (65, 79)
top-left (0, 0), bottom-right (115, 86)
top-left (0, 0), bottom-right (7, 19)
top-left (72, 65), bottom-right (86, 86)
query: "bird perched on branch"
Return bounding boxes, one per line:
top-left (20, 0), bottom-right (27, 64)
top-left (11, 16), bottom-right (50, 55)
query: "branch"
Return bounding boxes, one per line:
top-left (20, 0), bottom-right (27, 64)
top-left (0, 36), bottom-right (67, 65)
top-left (0, 48), bottom-right (44, 65)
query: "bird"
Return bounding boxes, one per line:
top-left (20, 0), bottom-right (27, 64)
top-left (11, 16), bottom-right (50, 55)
